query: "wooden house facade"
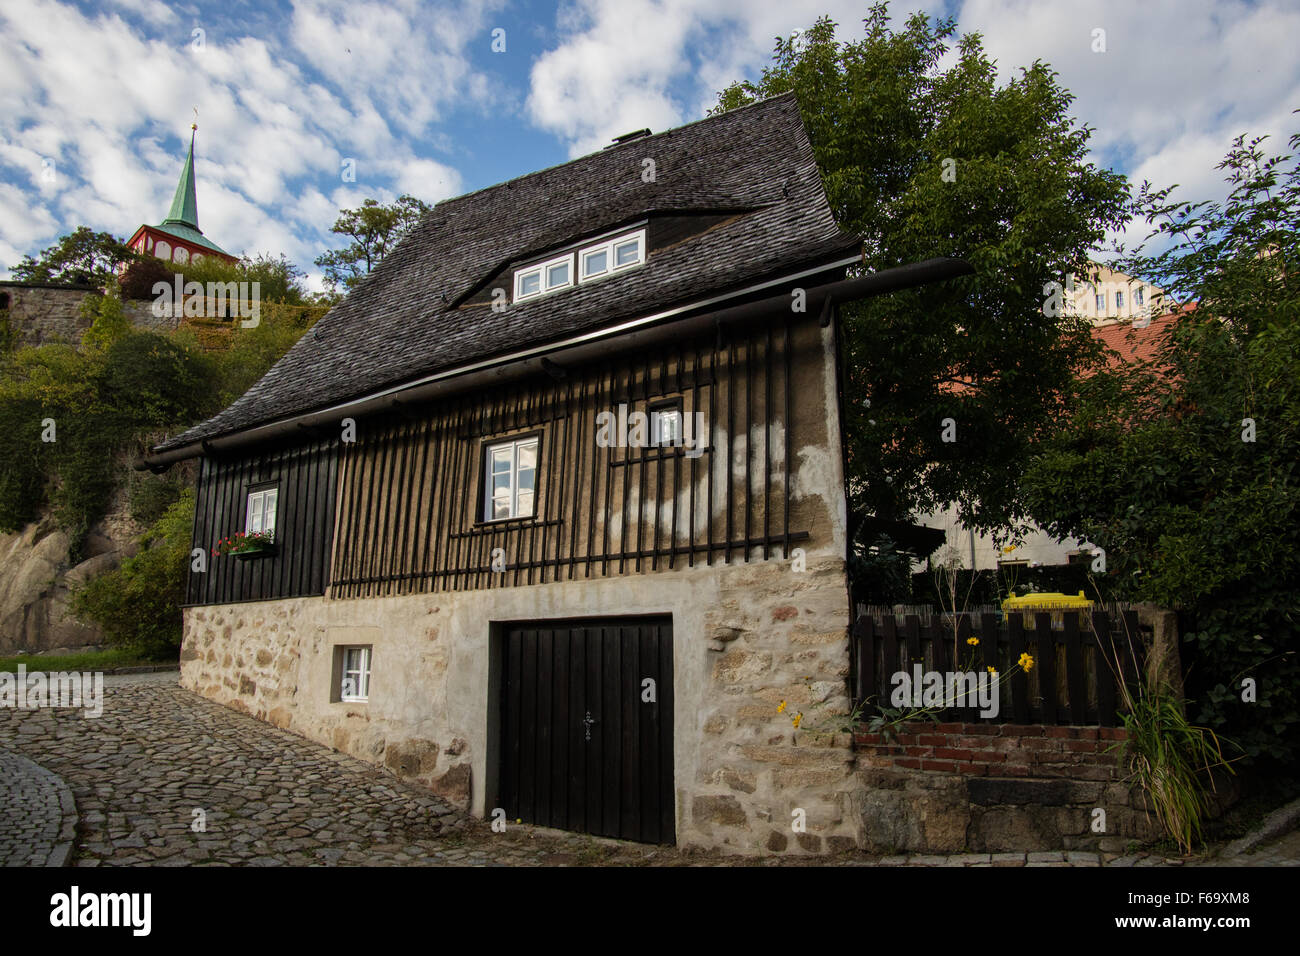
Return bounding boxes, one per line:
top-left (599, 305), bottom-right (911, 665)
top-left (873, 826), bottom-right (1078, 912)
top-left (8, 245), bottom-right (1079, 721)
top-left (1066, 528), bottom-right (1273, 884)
top-left (146, 94), bottom-right (965, 853)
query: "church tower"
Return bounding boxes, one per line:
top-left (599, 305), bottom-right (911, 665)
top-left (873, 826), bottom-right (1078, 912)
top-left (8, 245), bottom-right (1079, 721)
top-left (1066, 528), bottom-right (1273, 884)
top-left (127, 124), bottom-right (237, 266)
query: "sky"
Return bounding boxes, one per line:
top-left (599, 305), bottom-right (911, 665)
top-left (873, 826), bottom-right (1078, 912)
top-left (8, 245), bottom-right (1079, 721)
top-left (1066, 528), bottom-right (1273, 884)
top-left (0, 0), bottom-right (1297, 291)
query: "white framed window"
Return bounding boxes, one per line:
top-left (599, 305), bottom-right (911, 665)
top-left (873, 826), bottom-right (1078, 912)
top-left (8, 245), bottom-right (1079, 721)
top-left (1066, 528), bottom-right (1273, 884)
top-left (1095, 293), bottom-right (1105, 312)
top-left (340, 646), bottom-right (371, 702)
top-left (1134, 286), bottom-right (1144, 306)
top-left (651, 402), bottom-right (682, 447)
top-left (578, 229), bottom-right (646, 283)
top-left (245, 486), bottom-right (278, 536)
top-left (514, 253), bottom-right (573, 301)
top-left (1116, 290), bottom-right (1124, 310)
top-left (484, 436), bottom-right (538, 521)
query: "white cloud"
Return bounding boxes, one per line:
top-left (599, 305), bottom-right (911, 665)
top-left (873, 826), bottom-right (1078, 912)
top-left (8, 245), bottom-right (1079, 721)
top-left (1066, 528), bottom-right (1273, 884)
top-left (957, 0), bottom-right (1300, 255)
top-left (0, 0), bottom-right (485, 278)
top-left (526, 0), bottom-right (943, 156)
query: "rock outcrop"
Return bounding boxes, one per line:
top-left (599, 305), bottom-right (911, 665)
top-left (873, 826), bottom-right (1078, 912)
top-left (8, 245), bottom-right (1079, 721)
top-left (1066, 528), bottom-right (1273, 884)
top-left (0, 520), bottom-right (120, 655)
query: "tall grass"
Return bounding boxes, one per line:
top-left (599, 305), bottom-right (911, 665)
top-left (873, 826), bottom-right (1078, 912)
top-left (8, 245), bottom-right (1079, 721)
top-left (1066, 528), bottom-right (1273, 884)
top-left (1095, 599), bottom-right (1239, 854)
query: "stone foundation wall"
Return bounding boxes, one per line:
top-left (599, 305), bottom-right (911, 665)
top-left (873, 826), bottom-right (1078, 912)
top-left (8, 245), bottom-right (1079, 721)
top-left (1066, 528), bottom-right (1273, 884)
top-left (853, 722), bottom-right (1160, 853)
top-left (180, 554), bottom-right (859, 855)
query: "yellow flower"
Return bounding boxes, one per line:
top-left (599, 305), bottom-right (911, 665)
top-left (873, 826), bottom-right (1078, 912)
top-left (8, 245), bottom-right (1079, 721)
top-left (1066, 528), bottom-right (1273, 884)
top-left (966, 637), bottom-right (979, 646)
top-left (777, 700), bottom-right (787, 714)
top-left (792, 713), bottom-right (803, 729)
top-left (1002, 545), bottom-right (1017, 554)
top-left (986, 665), bottom-right (996, 673)
top-left (1018, 652), bottom-right (1035, 672)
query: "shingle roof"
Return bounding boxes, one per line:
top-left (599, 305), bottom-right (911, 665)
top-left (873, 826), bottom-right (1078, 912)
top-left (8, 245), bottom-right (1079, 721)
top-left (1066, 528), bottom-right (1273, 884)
top-left (155, 92), bottom-right (859, 452)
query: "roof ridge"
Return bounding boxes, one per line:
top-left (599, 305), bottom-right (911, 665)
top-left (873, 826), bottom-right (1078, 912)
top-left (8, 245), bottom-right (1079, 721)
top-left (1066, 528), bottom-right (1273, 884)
top-left (431, 92), bottom-right (800, 212)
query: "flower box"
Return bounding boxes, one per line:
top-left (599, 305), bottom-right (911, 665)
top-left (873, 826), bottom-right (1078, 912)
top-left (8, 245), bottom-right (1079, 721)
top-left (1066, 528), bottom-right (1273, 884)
top-left (233, 542), bottom-right (277, 560)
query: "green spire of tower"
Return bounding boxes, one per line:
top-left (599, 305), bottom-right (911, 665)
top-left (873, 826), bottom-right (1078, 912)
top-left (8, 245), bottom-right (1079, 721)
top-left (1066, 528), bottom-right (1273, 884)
top-left (162, 124), bottom-right (201, 231)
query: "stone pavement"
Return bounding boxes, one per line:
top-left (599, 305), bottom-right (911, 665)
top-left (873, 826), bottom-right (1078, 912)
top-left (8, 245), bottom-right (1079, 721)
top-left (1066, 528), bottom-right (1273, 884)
top-left (0, 671), bottom-right (1295, 867)
top-left (0, 749), bottom-right (76, 866)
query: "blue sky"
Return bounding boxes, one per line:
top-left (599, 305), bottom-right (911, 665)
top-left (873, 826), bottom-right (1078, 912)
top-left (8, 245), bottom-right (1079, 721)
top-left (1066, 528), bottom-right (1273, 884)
top-left (1, 0), bottom-right (1297, 291)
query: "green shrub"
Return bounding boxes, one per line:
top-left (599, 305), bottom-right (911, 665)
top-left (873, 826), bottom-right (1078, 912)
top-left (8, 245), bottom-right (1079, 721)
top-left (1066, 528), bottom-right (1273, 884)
top-left (71, 489), bottom-right (194, 659)
top-left (127, 469), bottom-right (185, 526)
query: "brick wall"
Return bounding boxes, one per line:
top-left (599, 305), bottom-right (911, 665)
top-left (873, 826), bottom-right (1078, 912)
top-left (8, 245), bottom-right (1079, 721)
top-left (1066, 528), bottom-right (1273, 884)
top-left (852, 721), bottom-right (1159, 854)
top-left (855, 722), bottom-right (1127, 779)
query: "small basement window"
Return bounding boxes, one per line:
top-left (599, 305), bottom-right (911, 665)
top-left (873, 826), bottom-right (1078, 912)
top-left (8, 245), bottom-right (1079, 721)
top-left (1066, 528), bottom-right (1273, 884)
top-left (337, 646), bottom-right (371, 702)
top-left (484, 436), bottom-right (539, 521)
top-left (245, 486), bottom-right (278, 536)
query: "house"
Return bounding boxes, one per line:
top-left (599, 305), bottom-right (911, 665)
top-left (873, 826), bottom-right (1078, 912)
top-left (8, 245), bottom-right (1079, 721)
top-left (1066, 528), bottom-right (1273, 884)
top-left (141, 93), bottom-right (967, 853)
top-left (1066, 263), bottom-right (1166, 325)
top-left (126, 125), bottom-right (238, 267)
top-left (911, 306), bottom-right (1186, 577)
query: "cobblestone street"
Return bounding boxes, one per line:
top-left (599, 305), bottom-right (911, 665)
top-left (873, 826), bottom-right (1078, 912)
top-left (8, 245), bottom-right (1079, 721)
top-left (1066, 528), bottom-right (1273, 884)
top-left (1, 672), bottom-right (1295, 867)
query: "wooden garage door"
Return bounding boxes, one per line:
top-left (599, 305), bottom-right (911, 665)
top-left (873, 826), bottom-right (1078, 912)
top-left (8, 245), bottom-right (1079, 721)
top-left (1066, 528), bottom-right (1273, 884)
top-left (499, 618), bottom-right (674, 844)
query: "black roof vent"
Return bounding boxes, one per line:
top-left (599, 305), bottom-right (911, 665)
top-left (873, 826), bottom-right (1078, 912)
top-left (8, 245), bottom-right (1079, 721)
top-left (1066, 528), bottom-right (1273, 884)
top-left (606, 128), bottom-right (652, 148)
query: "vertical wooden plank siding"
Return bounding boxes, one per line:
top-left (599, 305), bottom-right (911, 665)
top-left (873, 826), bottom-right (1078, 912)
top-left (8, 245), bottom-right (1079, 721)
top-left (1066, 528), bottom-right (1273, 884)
top-left (186, 435), bottom-right (340, 605)
top-left (190, 320), bottom-right (818, 604)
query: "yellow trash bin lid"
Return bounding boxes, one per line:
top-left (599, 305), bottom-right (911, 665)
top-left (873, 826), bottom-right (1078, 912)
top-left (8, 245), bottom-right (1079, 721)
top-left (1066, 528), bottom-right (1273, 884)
top-left (1001, 591), bottom-right (1094, 612)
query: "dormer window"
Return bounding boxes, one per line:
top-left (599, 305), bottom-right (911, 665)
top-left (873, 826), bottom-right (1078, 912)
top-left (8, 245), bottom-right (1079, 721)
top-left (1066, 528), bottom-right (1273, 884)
top-left (512, 228), bottom-right (646, 303)
top-left (580, 229), bottom-right (645, 282)
top-left (514, 253), bottom-right (574, 301)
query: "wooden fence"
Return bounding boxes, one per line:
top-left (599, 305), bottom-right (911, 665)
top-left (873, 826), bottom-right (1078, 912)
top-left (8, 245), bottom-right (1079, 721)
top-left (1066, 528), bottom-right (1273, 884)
top-left (850, 609), bottom-right (1147, 727)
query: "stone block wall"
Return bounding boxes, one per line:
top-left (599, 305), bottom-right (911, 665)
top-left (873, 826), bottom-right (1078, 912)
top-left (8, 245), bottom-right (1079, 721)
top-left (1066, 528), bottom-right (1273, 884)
top-left (180, 553), bottom-right (860, 855)
top-left (853, 722), bottom-right (1160, 853)
top-left (2, 285), bottom-right (97, 347)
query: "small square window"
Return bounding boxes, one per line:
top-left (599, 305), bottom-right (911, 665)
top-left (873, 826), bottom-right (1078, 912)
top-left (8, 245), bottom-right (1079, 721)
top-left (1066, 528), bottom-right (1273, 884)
top-left (516, 270), bottom-right (541, 299)
top-left (246, 486), bottom-right (277, 537)
top-left (613, 237), bottom-right (642, 268)
top-left (651, 403), bottom-right (682, 447)
top-left (582, 248), bottom-right (609, 278)
top-left (484, 436), bottom-right (539, 521)
top-left (546, 260), bottom-right (571, 289)
top-left (339, 646), bottom-right (371, 702)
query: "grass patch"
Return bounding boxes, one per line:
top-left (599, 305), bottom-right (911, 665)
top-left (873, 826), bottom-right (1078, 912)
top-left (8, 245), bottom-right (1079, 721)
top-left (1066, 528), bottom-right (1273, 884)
top-left (0, 647), bottom-right (173, 674)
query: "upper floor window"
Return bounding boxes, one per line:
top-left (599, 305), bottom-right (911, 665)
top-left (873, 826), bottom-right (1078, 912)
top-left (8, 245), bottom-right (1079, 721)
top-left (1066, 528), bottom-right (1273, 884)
top-left (1134, 286), bottom-right (1144, 306)
top-left (485, 436), bottom-right (538, 521)
top-left (514, 253), bottom-right (573, 301)
top-left (579, 229), bottom-right (645, 282)
top-left (1115, 290), bottom-right (1124, 310)
top-left (513, 228), bottom-right (646, 302)
top-left (246, 486), bottom-right (278, 536)
top-left (1095, 293), bottom-right (1105, 312)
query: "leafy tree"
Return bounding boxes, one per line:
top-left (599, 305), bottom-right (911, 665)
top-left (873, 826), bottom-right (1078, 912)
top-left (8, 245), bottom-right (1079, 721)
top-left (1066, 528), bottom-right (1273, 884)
top-left (715, 5), bottom-right (1129, 542)
top-left (176, 252), bottom-right (310, 307)
top-left (0, 315), bottom-right (217, 552)
top-left (1022, 124), bottom-right (1300, 763)
top-left (10, 226), bottom-right (139, 287)
top-left (314, 195), bottom-right (430, 293)
top-left (118, 257), bottom-right (176, 301)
